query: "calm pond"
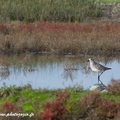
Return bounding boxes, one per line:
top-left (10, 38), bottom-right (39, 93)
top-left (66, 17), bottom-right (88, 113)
top-left (0, 53), bottom-right (120, 90)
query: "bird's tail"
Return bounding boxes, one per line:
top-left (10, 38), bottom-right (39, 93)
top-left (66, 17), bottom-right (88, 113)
top-left (106, 68), bottom-right (111, 70)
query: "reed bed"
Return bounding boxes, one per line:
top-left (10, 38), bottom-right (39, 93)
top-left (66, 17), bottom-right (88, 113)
top-left (0, 0), bottom-right (102, 22)
top-left (0, 21), bottom-right (120, 55)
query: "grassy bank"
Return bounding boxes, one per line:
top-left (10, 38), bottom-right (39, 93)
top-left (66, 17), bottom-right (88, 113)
top-left (101, 0), bottom-right (120, 2)
top-left (0, 79), bottom-right (120, 120)
top-left (0, 21), bottom-right (120, 55)
top-left (0, 0), bottom-right (120, 23)
top-left (0, 0), bottom-right (102, 22)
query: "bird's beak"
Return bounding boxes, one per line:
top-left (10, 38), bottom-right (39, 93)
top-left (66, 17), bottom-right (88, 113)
top-left (87, 60), bottom-right (89, 62)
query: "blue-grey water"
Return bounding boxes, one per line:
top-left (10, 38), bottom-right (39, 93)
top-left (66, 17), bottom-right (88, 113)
top-left (0, 54), bottom-right (120, 90)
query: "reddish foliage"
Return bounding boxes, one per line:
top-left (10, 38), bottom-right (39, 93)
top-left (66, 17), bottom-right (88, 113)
top-left (39, 91), bottom-right (120, 120)
top-left (21, 23), bottom-right (36, 33)
top-left (75, 92), bottom-right (120, 119)
top-left (96, 22), bottom-right (120, 33)
top-left (2, 101), bottom-right (20, 113)
top-left (21, 22), bottom-right (94, 33)
top-left (96, 98), bottom-right (120, 119)
top-left (0, 21), bottom-right (119, 34)
top-left (55, 91), bottom-right (70, 102)
top-left (40, 110), bottom-right (55, 120)
top-left (80, 92), bottom-right (100, 107)
top-left (78, 92), bottom-right (101, 118)
top-left (0, 23), bottom-right (6, 31)
top-left (40, 91), bottom-right (70, 120)
top-left (106, 79), bottom-right (120, 95)
top-left (20, 21), bottom-right (120, 33)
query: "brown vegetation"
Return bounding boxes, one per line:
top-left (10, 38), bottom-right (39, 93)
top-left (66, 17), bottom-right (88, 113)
top-left (40, 91), bottom-right (70, 120)
top-left (0, 21), bottom-right (120, 55)
top-left (0, 79), bottom-right (120, 120)
top-left (39, 91), bottom-right (120, 120)
top-left (1, 101), bottom-right (21, 113)
top-left (106, 79), bottom-right (120, 95)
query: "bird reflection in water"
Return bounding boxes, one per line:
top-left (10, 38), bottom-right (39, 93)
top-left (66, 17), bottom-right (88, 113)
top-left (89, 82), bottom-right (106, 91)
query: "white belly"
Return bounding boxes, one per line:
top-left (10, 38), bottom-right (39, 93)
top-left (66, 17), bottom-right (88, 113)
top-left (90, 63), bottom-right (101, 72)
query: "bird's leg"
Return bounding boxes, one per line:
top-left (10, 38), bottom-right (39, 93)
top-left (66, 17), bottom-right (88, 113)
top-left (99, 71), bottom-right (104, 77)
top-left (98, 74), bottom-right (100, 83)
top-left (99, 79), bottom-right (104, 85)
top-left (98, 72), bottom-right (104, 84)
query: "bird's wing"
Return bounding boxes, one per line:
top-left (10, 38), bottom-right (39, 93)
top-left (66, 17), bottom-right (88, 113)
top-left (94, 62), bottom-right (106, 70)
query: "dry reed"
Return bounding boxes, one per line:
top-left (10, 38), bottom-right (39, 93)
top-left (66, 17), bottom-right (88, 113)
top-left (0, 21), bottom-right (120, 55)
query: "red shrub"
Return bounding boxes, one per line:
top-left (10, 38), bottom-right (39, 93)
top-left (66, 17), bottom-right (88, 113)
top-left (40, 110), bottom-right (55, 120)
top-left (21, 23), bottom-right (36, 33)
top-left (106, 79), bottom-right (120, 95)
top-left (74, 92), bottom-right (120, 119)
top-left (1, 101), bottom-right (20, 113)
top-left (96, 98), bottom-right (120, 119)
top-left (40, 91), bottom-right (70, 120)
top-left (0, 23), bottom-right (6, 31)
top-left (0, 23), bottom-right (8, 35)
top-left (21, 22), bottom-right (94, 33)
top-left (20, 21), bottom-right (120, 34)
top-left (78, 92), bottom-right (101, 118)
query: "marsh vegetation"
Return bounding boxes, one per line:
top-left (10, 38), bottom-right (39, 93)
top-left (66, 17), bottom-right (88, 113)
top-left (0, 79), bottom-right (120, 120)
top-left (0, 21), bottom-right (120, 55)
top-left (0, 0), bottom-right (102, 22)
top-left (0, 0), bottom-right (120, 119)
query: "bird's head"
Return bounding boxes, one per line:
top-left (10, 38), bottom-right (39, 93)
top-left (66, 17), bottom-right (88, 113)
top-left (87, 58), bottom-right (94, 62)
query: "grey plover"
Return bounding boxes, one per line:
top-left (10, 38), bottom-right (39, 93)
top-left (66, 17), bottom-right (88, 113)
top-left (87, 58), bottom-right (111, 83)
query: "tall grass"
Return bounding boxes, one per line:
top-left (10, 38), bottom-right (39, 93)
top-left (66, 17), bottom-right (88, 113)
top-left (0, 21), bottom-right (120, 55)
top-left (0, 0), bottom-right (102, 22)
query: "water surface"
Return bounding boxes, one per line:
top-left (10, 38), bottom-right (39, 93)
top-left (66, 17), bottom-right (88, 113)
top-left (0, 53), bottom-right (120, 90)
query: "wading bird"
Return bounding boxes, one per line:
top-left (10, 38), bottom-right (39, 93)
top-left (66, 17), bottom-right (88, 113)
top-left (87, 58), bottom-right (111, 83)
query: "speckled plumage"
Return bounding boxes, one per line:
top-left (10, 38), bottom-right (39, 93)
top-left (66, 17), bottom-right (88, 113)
top-left (87, 58), bottom-right (111, 83)
top-left (88, 58), bottom-right (111, 72)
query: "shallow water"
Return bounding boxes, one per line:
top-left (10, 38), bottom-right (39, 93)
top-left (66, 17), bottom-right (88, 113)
top-left (0, 53), bottom-right (120, 90)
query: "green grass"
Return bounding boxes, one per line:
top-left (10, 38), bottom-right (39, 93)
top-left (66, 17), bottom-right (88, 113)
top-left (0, 85), bottom-right (120, 119)
top-left (0, 0), bottom-right (119, 23)
top-left (100, 0), bottom-right (120, 3)
top-left (0, 0), bottom-right (102, 22)
top-left (101, 92), bottom-right (120, 102)
top-left (0, 86), bottom-right (120, 113)
top-left (22, 101), bottom-right (34, 112)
